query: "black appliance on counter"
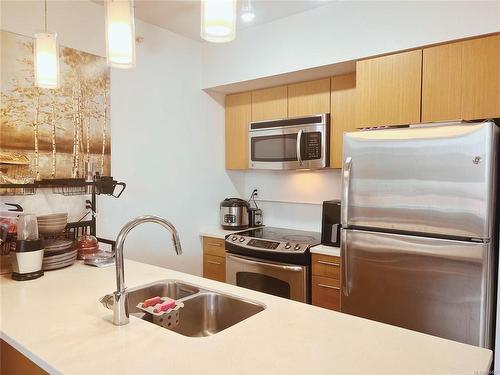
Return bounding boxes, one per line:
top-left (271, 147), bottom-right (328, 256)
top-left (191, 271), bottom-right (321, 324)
top-left (321, 200), bottom-right (341, 247)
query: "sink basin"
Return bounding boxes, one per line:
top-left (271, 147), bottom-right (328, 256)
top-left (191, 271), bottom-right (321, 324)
top-left (101, 280), bottom-right (266, 337)
top-left (168, 292), bottom-right (265, 337)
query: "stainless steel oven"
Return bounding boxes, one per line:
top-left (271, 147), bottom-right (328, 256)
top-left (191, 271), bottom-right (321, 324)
top-left (249, 114), bottom-right (330, 170)
top-left (224, 227), bottom-right (321, 303)
top-left (226, 253), bottom-right (309, 303)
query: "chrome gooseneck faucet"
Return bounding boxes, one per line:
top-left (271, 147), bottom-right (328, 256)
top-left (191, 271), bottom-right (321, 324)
top-left (112, 215), bottom-right (182, 326)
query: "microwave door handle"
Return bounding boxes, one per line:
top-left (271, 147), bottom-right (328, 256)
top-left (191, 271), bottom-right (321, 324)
top-left (342, 157), bottom-right (352, 227)
top-left (296, 129), bottom-right (303, 166)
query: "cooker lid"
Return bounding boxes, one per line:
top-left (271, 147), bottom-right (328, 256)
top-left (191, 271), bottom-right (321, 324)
top-left (221, 198), bottom-right (250, 208)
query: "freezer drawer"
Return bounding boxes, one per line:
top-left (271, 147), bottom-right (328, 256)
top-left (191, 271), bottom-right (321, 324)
top-left (342, 122), bottom-right (498, 239)
top-left (341, 229), bottom-right (493, 348)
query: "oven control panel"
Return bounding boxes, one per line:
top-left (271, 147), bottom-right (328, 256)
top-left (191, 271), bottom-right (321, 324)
top-left (228, 235), bottom-right (309, 253)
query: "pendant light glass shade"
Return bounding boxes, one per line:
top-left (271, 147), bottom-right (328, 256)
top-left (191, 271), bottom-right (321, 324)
top-left (200, 0), bottom-right (236, 43)
top-left (34, 32), bottom-right (60, 89)
top-left (105, 0), bottom-right (136, 68)
top-left (241, 0), bottom-right (255, 23)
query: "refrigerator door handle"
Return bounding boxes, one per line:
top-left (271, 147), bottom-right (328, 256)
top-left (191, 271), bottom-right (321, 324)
top-left (341, 229), bottom-right (349, 296)
top-left (342, 157), bottom-right (352, 227)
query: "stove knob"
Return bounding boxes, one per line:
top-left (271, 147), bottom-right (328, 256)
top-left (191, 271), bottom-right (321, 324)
top-left (239, 237), bottom-right (245, 242)
top-left (294, 244), bottom-right (301, 251)
top-left (284, 243), bottom-right (291, 249)
top-left (232, 236), bottom-right (238, 241)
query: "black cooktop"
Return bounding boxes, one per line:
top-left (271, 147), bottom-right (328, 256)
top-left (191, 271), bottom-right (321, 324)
top-left (235, 227), bottom-right (321, 245)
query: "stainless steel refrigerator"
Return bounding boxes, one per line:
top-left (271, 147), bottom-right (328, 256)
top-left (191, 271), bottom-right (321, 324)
top-left (341, 120), bottom-right (498, 348)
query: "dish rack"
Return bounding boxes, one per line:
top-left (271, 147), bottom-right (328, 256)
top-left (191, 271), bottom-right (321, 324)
top-left (0, 177), bottom-right (125, 274)
top-left (0, 186), bottom-right (36, 196)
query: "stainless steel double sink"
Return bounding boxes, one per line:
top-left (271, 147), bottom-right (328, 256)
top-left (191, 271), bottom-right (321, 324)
top-left (101, 280), bottom-right (266, 337)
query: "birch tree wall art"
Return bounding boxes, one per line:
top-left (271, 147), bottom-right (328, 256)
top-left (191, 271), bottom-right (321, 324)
top-left (0, 30), bottom-right (111, 183)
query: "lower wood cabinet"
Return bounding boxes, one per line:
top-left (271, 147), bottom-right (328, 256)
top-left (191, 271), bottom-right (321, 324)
top-left (311, 253), bottom-right (341, 311)
top-left (202, 236), bottom-right (226, 282)
top-left (312, 275), bottom-right (341, 311)
top-left (1, 340), bottom-right (47, 375)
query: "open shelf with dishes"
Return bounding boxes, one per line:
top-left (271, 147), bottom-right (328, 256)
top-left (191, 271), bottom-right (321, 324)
top-left (0, 176), bottom-right (126, 275)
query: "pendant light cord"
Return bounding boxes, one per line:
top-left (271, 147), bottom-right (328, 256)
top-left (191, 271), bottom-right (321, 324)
top-left (44, 0), bottom-right (47, 32)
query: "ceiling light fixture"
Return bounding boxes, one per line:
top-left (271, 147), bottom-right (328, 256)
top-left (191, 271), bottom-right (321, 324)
top-left (34, 0), bottom-right (59, 89)
top-left (200, 0), bottom-right (236, 43)
top-left (241, 0), bottom-right (255, 23)
top-left (105, 0), bottom-right (136, 68)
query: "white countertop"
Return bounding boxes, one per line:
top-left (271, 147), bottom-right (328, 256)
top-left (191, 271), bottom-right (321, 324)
top-left (310, 244), bottom-right (341, 257)
top-left (0, 261), bottom-right (492, 374)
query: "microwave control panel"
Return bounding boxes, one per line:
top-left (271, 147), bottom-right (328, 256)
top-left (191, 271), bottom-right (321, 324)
top-left (303, 132), bottom-right (322, 160)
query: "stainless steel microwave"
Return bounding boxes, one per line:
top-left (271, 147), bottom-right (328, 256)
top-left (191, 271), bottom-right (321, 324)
top-left (248, 114), bottom-right (330, 170)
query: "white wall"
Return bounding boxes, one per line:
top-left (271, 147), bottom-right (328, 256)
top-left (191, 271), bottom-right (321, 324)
top-left (1, 0), bottom-right (240, 276)
top-left (202, 1), bottom-right (500, 89)
top-left (229, 169), bottom-right (341, 232)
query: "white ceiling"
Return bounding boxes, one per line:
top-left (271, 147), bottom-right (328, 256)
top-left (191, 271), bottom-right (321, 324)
top-left (129, 0), bottom-right (333, 41)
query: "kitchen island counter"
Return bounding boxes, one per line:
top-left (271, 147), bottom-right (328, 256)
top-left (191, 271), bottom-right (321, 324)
top-left (0, 260), bottom-right (492, 374)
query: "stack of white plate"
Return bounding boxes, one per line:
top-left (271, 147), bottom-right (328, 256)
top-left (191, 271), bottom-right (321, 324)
top-left (37, 213), bottom-right (68, 234)
top-left (43, 239), bottom-right (77, 270)
top-left (43, 239), bottom-right (73, 255)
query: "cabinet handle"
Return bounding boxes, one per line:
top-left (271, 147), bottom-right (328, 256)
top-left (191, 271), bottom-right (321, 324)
top-left (317, 260), bottom-right (340, 267)
top-left (207, 260), bottom-right (222, 265)
top-left (207, 242), bottom-right (222, 247)
top-left (318, 283), bottom-right (340, 290)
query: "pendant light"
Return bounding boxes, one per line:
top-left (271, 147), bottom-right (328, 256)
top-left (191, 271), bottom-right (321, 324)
top-left (34, 0), bottom-right (59, 89)
top-left (200, 0), bottom-right (236, 43)
top-left (241, 0), bottom-right (255, 23)
top-left (105, 0), bottom-right (136, 68)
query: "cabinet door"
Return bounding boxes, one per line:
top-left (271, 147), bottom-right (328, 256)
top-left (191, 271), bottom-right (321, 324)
top-left (203, 237), bottom-right (226, 257)
top-left (312, 254), bottom-right (341, 279)
top-left (461, 34), bottom-right (500, 120)
top-left (203, 254), bottom-right (226, 282)
top-left (225, 92), bottom-right (251, 170)
top-left (1, 340), bottom-right (47, 375)
top-left (312, 275), bottom-right (341, 311)
top-left (422, 42), bottom-right (463, 123)
top-left (251, 86), bottom-right (287, 121)
top-left (356, 50), bottom-right (422, 128)
top-left (288, 78), bottom-right (330, 117)
top-left (330, 73), bottom-right (356, 169)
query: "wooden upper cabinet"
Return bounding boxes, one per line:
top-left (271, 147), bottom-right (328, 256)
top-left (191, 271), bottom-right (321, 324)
top-left (461, 34), bottom-right (500, 120)
top-left (356, 49), bottom-right (422, 128)
top-left (422, 42), bottom-right (463, 123)
top-left (330, 73), bottom-right (357, 169)
top-left (225, 92), bottom-right (251, 170)
top-left (288, 78), bottom-right (331, 117)
top-left (251, 85), bottom-right (287, 122)
top-left (422, 34), bottom-right (500, 122)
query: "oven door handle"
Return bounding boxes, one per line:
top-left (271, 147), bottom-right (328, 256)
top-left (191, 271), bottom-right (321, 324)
top-left (296, 129), bottom-right (304, 166)
top-left (227, 254), bottom-right (304, 272)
